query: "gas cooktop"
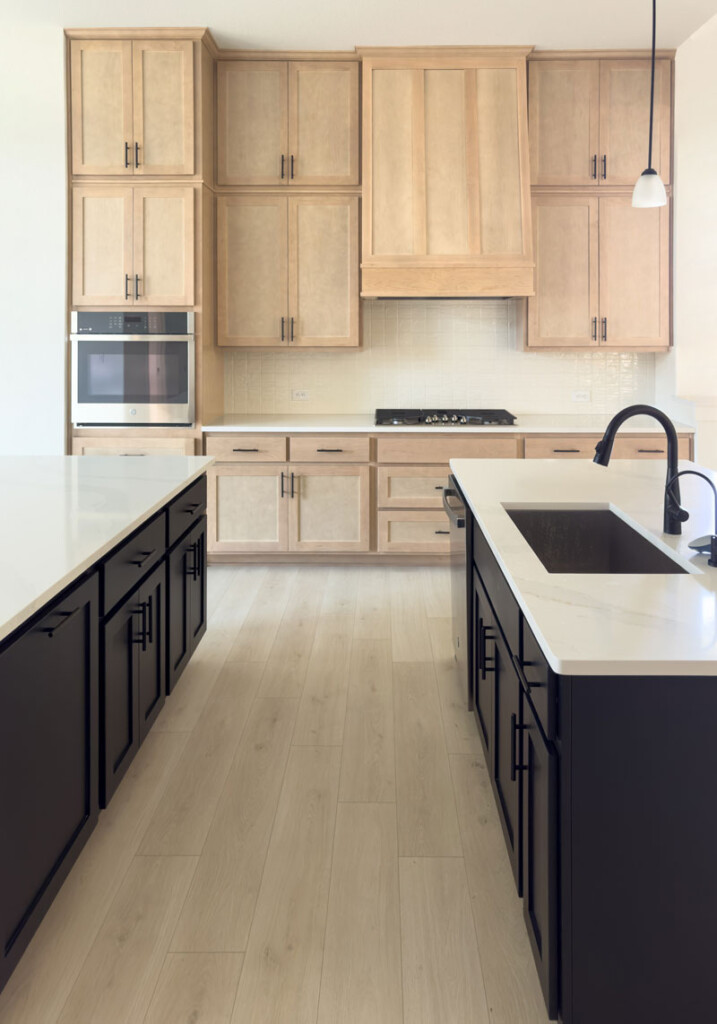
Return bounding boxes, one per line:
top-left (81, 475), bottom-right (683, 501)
top-left (375, 408), bottom-right (517, 427)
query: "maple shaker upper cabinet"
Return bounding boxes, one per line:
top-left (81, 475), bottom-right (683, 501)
top-left (70, 38), bottom-right (195, 176)
top-left (360, 48), bottom-right (534, 298)
top-left (216, 59), bottom-right (359, 186)
top-left (529, 58), bottom-right (671, 186)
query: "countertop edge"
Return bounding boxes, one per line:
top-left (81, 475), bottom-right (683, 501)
top-left (202, 417), bottom-right (695, 435)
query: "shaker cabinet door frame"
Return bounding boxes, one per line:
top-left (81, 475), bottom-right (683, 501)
top-left (207, 464), bottom-right (290, 553)
top-left (132, 186), bottom-right (195, 306)
top-left (72, 186), bottom-right (134, 306)
top-left (288, 60), bottom-right (360, 185)
top-left (70, 39), bottom-right (134, 176)
top-left (131, 39), bottom-right (195, 176)
top-left (288, 463), bottom-right (370, 553)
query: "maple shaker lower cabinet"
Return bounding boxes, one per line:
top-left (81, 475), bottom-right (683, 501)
top-left (167, 515), bottom-right (208, 693)
top-left (208, 464), bottom-right (290, 553)
top-left (289, 464), bottom-right (370, 552)
top-left (0, 573), bottom-right (99, 993)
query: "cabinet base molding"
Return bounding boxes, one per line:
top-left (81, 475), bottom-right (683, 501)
top-left (361, 266), bottom-right (535, 298)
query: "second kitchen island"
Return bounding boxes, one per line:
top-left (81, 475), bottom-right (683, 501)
top-left (450, 456), bottom-right (717, 1024)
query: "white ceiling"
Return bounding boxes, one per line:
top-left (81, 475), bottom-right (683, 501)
top-left (9, 0), bottom-right (717, 50)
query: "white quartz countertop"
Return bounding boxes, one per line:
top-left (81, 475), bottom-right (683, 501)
top-left (450, 457), bottom-right (717, 677)
top-left (0, 456), bottom-right (213, 645)
top-left (203, 413), bottom-right (695, 435)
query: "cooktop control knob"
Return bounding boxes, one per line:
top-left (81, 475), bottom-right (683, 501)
top-left (460, 416), bottom-right (468, 424)
top-left (450, 415), bottom-right (458, 422)
top-left (441, 415), bottom-right (449, 423)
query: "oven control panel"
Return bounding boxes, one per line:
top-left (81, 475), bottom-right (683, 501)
top-left (71, 311), bottom-right (193, 335)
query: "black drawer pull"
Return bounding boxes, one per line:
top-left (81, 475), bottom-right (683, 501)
top-left (181, 502), bottom-right (203, 516)
top-left (480, 623), bottom-right (496, 680)
top-left (434, 485), bottom-right (444, 490)
top-left (510, 713), bottom-right (529, 782)
top-left (553, 448), bottom-right (580, 453)
top-left (512, 652), bottom-right (544, 691)
top-left (638, 448), bottom-right (664, 454)
top-left (119, 453), bottom-right (146, 456)
top-left (129, 549), bottom-right (156, 568)
top-left (316, 448), bottom-right (343, 453)
top-left (435, 530), bottom-right (449, 535)
top-left (42, 607), bottom-right (79, 639)
top-left (232, 447), bottom-right (260, 452)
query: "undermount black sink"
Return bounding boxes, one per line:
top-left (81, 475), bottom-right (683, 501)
top-left (505, 507), bottom-right (688, 574)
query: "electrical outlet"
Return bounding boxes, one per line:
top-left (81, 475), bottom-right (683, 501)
top-left (571, 390), bottom-right (591, 403)
top-left (292, 389), bottom-right (310, 401)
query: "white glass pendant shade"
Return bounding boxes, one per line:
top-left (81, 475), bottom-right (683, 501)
top-left (632, 168), bottom-right (667, 208)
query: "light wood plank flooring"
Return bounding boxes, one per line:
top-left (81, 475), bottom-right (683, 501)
top-left (0, 565), bottom-right (551, 1024)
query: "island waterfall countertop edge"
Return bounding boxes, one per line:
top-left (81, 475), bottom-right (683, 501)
top-left (450, 456), bottom-right (717, 677)
top-left (0, 456), bottom-right (213, 645)
top-left (202, 413), bottom-right (696, 435)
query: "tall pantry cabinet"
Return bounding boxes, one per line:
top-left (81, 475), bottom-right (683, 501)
top-left (526, 54), bottom-right (673, 350)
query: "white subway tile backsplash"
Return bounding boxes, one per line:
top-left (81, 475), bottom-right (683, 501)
top-left (223, 299), bottom-right (656, 415)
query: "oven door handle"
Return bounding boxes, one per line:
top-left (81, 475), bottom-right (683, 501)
top-left (442, 487), bottom-right (466, 528)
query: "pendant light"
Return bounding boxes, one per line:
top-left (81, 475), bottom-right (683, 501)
top-left (632, 0), bottom-right (667, 207)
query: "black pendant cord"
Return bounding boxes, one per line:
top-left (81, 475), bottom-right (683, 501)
top-left (648, 0), bottom-right (656, 169)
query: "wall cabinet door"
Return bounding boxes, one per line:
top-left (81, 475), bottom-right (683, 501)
top-left (217, 61), bottom-right (288, 185)
top-left (207, 464), bottom-right (289, 553)
top-left (288, 464), bottom-right (370, 552)
top-left (72, 187), bottom-right (133, 306)
top-left (217, 196), bottom-right (288, 346)
top-left (289, 61), bottom-right (359, 185)
top-left (521, 692), bottom-right (558, 1020)
top-left (599, 195), bottom-right (670, 348)
top-left (289, 196), bottom-right (359, 347)
top-left (70, 40), bottom-right (133, 176)
top-left (0, 574), bottom-right (98, 993)
top-left (137, 562), bottom-right (166, 742)
top-left (490, 624), bottom-right (523, 893)
top-left (133, 187), bottom-right (194, 305)
top-left (529, 194), bottom-right (599, 348)
top-left (529, 60), bottom-right (600, 186)
top-left (599, 59), bottom-right (671, 186)
top-left (132, 40), bottom-right (194, 175)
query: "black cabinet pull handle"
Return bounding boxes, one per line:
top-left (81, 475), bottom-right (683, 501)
top-left (135, 274), bottom-right (140, 300)
top-left (591, 316), bottom-right (597, 341)
top-left (185, 541), bottom-right (198, 580)
top-left (601, 154), bottom-right (607, 179)
top-left (434, 485), bottom-right (444, 490)
top-left (135, 141), bottom-right (140, 168)
top-left (232, 448), bottom-right (259, 453)
top-left (133, 602), bottom-right (148, 651)
top-left (129, 549), bottom-right (156, 568)
top-left (125, 274), bottom-right (131, 300)
top-left (316, 448), bottom-right (343, 453)
top-left (290, 472), bottom-right (295, 498)
top-left (290, 154), bottom-right (295, 179)
top-left (182, 501), bottom-right (202, 515)
top-left (553, 448), bottom-right (581, 453)
top-left (601, 317), bottom-right (607, 342)
top-left (591, 154), bottom-right (597, 179)
top-left (638, 448), bottom-right (665, 454)
top-left (280, 154), bottom-right (285, 179)
top-left (480, 623), bottom-right (496, 680)
top-left (146, 593), bottom-right (153, 645)
top-left (42, 607), bottom-right (79, 639)
top-left (510, 712), bottom-right (529, 782)
top-left (290, 317), bottom-right (295, 342)
top-left (435, 530), bottom-right (450, 535)
top-left (280, 471), bottom-right (285, 497)
top-left (512, 652), bottom-right (543, 691)
top-left (281, 316), bottom-right (285, 341)
top-left (125, 141), bottom-right (131, 169)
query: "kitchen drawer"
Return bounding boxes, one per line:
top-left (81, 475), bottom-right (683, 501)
top-left (377, 465), bottom-right (449, 508)
top-left (289, 435), bottom-right (370, 462)
top-left (473, 519), bottom-right (520, 655)
top-left (103, 512), bottom-right (166, 615)
top-left (167, 474), bottom-right (207, 548)
top-left (524, 435), bottom-right (692, 460)
top-left (517, 617), bottom-right (557, 741)
top-left (378, 510), bottom-right (451, 553)
top-left (204, 435), bottom-right (287, 462)
top-left (377, 435), bottom-right (519, 464)
top-left (72, 436), bottom-right (195, 456)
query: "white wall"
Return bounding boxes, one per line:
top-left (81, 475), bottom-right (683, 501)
top-left (0, 24), bottom-right (66, 455)
top-left (672, 11), bottom-right (717, 464)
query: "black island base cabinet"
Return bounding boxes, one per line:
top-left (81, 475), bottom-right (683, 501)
top-left (466, 492), bottom-right (717, 1024)
top-left (0, 473), bottom-right (207, 994)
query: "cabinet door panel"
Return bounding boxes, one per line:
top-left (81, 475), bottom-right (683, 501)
top-left (207, 465), bottom-right (289, 553)
top-left (217, 61), bottom-right (288, 185)
top-left (289, 464), bottom-right (370, 552)
top-left (102, 593), bottom-right (140, 806)
top-left (377, 510), bottom-right (450, 554)
top-left (133, 187), bottom-right (194, 306)
top-left (529, 60), bottom-right (600, 186)
top-left (377, 465), bottom-right (449, 509)
top-left (522, 694), bottom-right (558, 1019)
top-left (599, 196), bottom-right (670, 348)
top-left (472, 571), bottom-right (495, 762)
top-left (491, 626), bottom-right (522, 892)
top-left (424, 69), bottom-right (473, 255)
top-left (289, 61), bottom-right (359, 185)
top-left (529, 195), bottom-right (599, 348)
top-left (188, 517), bottom-right (207, 647)
top-left (599, 59), bottom-right (671, 185)
top-left (167, 533), bottom-right (191, 693)
top-left (70, 40), bottom-right (133, 176)
top-left (72, 188), bottom-right (133, 306)
top-left (137, 562), bottom-right (166, 742)
top-left (289, 196), bottom-right (359, 347)
top-left (370, 68), bottom-right (419, 256)
top-left (0, 576), bottom-right (98, 991)
top-left (217, 196), bottom-right (288, 346)
top-left (132, 40), bottom-right (194, 175)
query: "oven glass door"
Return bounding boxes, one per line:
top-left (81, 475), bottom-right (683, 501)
top-left (76, 341), bottom-right (189, 406)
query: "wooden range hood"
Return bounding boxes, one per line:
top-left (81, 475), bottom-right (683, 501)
top-left (359, 46), bottom-right (535, 298)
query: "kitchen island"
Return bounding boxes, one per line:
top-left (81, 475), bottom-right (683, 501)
top-left (0, 455), bottom-right (212, 994)
top-left (450, 456), bottom-right (717, 1024)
